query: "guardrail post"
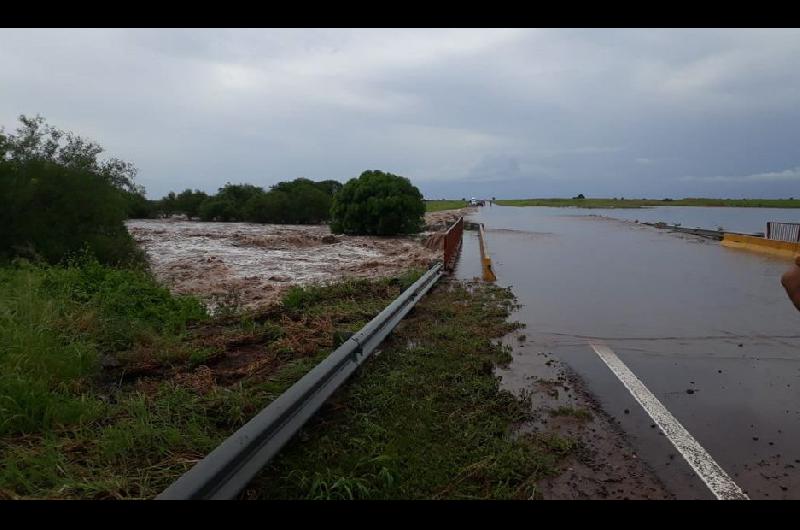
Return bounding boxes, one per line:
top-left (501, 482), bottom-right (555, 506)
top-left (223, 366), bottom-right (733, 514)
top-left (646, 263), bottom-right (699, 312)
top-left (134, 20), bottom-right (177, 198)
top-left (478, 223), bottom-right (497, 282)
top-left (443, 217), bottom-right (464, 272)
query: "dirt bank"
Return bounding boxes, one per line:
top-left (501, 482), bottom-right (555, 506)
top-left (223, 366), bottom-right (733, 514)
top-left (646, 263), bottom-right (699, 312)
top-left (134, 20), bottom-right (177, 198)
top-left (126, 219), bottom-right (439, 312)
top-left (498, 330), bottom-right (673, 499)
top-left (424, 206), bottom-right (475, 231)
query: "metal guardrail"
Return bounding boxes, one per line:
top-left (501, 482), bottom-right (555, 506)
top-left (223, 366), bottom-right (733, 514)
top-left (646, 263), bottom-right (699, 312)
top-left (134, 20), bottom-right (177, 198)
top-left (443, 217), bottom-right (464, 271)
top-left (643, 222), bottom-right (763, 240)
top-left (766, 222), bottom-right (800, 243)
top-left (643, 223), bottom-right (725, 241)
top-left (157, 263), bottom-right (444, 500)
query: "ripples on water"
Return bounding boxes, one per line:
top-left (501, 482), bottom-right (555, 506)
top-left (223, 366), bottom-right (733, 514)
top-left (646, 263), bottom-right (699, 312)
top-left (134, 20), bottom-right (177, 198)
top-left (556, 205), bottom-right (799, 234)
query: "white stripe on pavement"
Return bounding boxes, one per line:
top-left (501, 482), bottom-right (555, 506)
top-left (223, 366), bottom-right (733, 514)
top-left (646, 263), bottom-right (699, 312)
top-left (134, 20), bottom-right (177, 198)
top-left (589, 341), bottom-right (748, 500)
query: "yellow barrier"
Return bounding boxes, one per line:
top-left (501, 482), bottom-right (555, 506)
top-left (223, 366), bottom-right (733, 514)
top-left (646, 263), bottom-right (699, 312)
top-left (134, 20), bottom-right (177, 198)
top-left (477, 224), bottom-right (497, 282)
top-left (721, 233), bottom-right (800, 260)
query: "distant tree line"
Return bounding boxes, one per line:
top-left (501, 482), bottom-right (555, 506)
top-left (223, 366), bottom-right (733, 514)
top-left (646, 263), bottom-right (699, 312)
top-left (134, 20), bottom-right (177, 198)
top-left (141, 171), bottom-right (425, 236)
top-left (148, 178), bottom-right (344, 224)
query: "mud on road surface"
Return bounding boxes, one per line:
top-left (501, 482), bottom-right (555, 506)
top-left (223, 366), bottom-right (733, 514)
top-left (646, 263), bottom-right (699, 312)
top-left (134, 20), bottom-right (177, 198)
top-left (462, 205), bottom-right (800, 499)
top-left (126, 219), bottom-right (441, 312)
top-left (499, 330), bottom-right (673, 499)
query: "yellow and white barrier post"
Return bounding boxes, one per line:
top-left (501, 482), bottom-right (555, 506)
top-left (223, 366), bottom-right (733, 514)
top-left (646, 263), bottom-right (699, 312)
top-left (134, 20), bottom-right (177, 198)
top-left (721, 233), bottom-right (800, 260)
top-left (478, 223), bottom-right (497, 282)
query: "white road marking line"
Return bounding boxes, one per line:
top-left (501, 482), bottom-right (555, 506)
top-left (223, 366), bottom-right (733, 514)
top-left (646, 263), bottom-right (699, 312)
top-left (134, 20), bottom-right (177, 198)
top-left (589, 341), bottom-right (748, 500)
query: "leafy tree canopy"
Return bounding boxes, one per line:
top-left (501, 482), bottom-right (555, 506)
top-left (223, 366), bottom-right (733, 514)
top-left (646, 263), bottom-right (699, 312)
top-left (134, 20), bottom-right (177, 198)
top-left (330, 170), bottom-right (425, 235)
top-left (1, 114), bottom-right (142, 195)
top-left (1, 115), bottom-right (145, 265)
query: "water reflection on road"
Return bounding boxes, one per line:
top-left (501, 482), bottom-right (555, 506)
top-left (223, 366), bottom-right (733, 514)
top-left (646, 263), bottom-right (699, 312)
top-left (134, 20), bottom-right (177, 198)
top-left (455, 206), bottom-right (800, 499)
top-left (551, 205), bottom-right (798, 235)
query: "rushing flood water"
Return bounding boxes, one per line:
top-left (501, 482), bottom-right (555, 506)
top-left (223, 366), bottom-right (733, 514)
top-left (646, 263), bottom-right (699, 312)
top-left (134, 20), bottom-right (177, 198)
top-left (539, 205), bottom-right (800, 235)
top-left (126, 219), bottom-right (438, 312)
top-left (456, 205), bottom-right (800, 499)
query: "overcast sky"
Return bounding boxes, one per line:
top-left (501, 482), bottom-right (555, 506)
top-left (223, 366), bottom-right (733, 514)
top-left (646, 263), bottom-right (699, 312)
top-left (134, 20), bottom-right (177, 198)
top-left (2, 28), bottom-right (800, 199)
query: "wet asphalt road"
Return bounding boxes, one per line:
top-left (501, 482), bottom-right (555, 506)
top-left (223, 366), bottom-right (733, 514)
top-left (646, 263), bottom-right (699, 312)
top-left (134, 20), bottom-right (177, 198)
top-left (454, 206), bottom-right (800, 499)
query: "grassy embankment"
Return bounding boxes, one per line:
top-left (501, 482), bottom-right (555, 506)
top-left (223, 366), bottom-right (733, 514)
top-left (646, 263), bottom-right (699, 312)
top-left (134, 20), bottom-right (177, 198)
top-left (425, 200), bottom-right (468, 212)
top-left (0, 258), bottom-right (575, 499)
top-left (496, 198), bottom-right (800, 209)
top-left (246, 280), bottom-right (576, 500)
top-left (0, 258), bottom-right (420, 499)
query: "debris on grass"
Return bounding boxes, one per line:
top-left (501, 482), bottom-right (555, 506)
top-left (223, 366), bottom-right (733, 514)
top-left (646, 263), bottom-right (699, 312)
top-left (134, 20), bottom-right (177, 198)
top-left (244, 279), bottom-right (579, 500)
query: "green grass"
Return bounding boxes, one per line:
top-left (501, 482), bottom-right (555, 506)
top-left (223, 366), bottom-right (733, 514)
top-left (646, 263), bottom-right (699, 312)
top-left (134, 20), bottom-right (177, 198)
top-left (425, 200), bottom-right (468, 212)
top-left (549, 406), bottom-right (593, 421)
top-left (246, 280), bottom-right (577, 500)
top-left (496, 198), bottom-right (800, 209)
top-left (0, 259), bottom-right (422, 499)
top-left (0, 260), bottom-right (577, 499)
top-left (0, 256), bottom-right (206, 438)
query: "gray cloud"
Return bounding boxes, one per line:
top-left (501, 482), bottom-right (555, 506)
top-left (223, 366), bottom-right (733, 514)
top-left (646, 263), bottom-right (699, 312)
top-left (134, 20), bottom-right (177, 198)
top-left (681, 167), bottom-right (800, 183)
top-left (2, 28), bottom-right (800, 199)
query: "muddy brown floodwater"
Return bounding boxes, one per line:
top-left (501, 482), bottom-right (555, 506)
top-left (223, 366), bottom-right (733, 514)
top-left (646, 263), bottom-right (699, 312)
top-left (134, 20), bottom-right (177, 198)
top-left (423, 206), bottom-right (475, 231)
top-left (126, 219), bottom-right (441, 312)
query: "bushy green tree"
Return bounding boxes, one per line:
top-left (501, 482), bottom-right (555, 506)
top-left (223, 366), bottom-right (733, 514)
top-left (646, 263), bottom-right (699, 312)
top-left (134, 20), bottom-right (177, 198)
top-left (265, 178), bottom-right (336, 223)
top-left (196, 183), bottom-right (263, 222)
top-left (177, 189), bottom-right (208, 218)
top-left (217, 183), bottom-right (263, 209)
top-left (313, 179), bottom-right (343, 197)
top-left (121, 190), bottom-right (158, 219)
top-left (178, 178), bottom-right (342, 225)
top-left (271, 177), bottom-right (312, 196)
top-left (0, 159), bottom-right (143, 265)
top-left (243, 190), bottom-right (291, 223)
top-left (291, 183), bottom-right (331, 224)
top-left (0, 115), bottom-right (145, 265)
top-left (159, 188), bottom-right (209, 219)
top-left (1, 114), bottom-right (141, 195)
top-left (158, 191), bottom-right (178, 217)
top-left (198, 196), bottom-right (238, 222)
top-left (330, 170), bottom-right (425, 235)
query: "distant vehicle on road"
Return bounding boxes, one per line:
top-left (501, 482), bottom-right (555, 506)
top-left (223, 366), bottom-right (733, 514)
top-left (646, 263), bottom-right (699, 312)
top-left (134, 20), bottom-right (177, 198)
top-left (469, 197), bottom-right (486, 206)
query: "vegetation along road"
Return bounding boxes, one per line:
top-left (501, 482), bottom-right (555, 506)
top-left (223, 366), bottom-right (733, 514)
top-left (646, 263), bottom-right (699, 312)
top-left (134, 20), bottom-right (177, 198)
top-left (3, 115), bottom-right (630, 499)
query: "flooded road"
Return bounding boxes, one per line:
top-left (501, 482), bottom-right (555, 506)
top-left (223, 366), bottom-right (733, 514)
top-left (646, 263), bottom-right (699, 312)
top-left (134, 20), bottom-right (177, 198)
top-left (544, 205), bottom-right (799, 235)
top-left (456, 206), bottom-right (800, 499)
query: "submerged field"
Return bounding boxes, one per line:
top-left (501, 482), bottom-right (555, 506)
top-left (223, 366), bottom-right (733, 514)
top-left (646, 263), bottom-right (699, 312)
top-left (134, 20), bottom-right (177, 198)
top-left (496, 198), bottom-right (800, 209)
top-left (126, 219), bottom-right (439, 312)
top-left (425, 200), bottom-right (468, 212)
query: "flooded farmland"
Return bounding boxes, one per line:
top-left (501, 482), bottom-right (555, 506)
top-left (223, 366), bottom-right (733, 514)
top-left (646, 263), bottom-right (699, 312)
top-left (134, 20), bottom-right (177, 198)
top-left (126, 219), bottom-right (439, 312)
